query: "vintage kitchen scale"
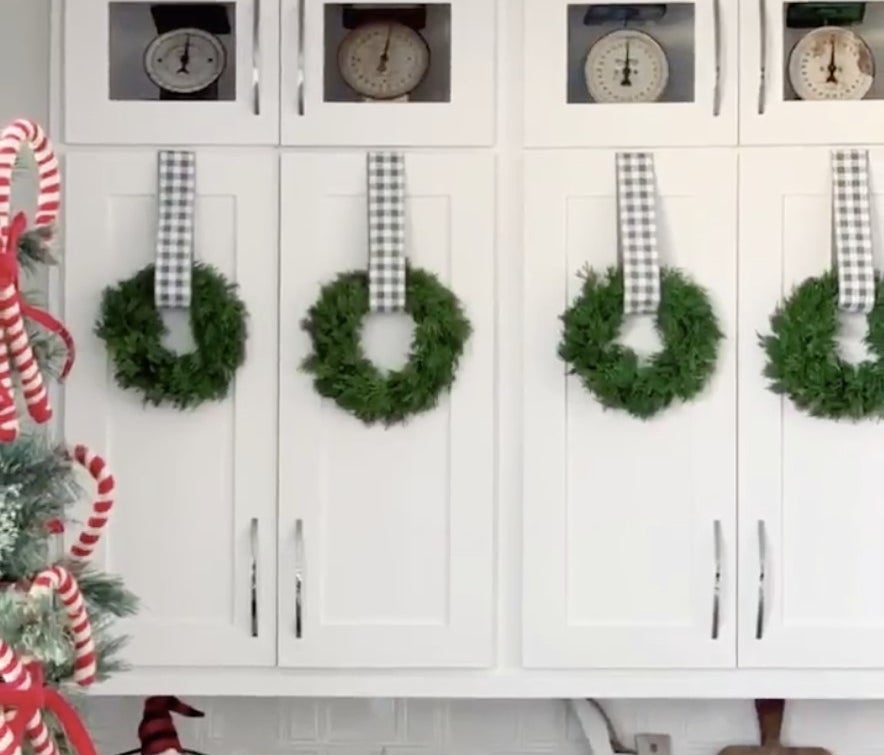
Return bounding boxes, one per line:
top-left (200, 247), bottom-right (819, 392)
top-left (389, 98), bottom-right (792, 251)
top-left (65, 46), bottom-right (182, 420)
top-left (144, 4), bottom-right (233, 101)
top-left (785, 3), bottom-right (875, 100)
top-left (580, 5), bottom-right (671, 104)
top-left (336, 4), bottom-right (432, 101)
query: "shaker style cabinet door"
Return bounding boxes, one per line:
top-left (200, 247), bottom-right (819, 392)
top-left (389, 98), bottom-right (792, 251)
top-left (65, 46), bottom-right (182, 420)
top-left (524, 0), bottom-right (738, 147)
top-left (741, 0), bottom-right (884, 145)
top-left (277, 152), bottom-right (494, 668)
top-left (522, 150), bottom-right (737, 669)
top-left (64, 0), bottom-right (279, 144)
top-left (63, 151), bottom-right (278, 667)
top-left (279, 0), bottom-right (495, 145)
top-left (739, 149), bottom-right (884, 667)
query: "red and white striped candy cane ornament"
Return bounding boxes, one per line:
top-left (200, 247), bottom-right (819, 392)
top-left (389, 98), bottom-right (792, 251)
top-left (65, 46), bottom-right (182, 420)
top-left (0, 119), bottom-right (64, 442)
top-left (0, 642), bottom-right (57, 755)
top-left (29, 567), bottom-right (96, 687)
top-left (67, 445), bottom-right (115, 562)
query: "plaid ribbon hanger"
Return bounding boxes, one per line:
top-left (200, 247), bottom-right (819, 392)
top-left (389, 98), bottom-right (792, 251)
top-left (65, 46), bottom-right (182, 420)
top-left (832, 149), bottom-right (876, 314)
top-left (367, 152), bottom-right (407, 313)
top-left (616, 152), bottom-right (661, 316)
top-left (155, 151), bottom-right (196, 309)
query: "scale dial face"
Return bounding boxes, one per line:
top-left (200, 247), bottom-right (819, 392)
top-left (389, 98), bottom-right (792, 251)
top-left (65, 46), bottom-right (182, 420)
top-left (144, 27), bottom-right (227, 94)
top-left (788, 26), bottom-right (875, 101)
top-left (584, 29), bottom-right (670, 104)
top-left (338, 21), bottom-right (431, 100)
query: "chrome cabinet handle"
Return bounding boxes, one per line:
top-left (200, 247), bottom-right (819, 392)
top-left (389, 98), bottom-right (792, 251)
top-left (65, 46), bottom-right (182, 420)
top-left (252, 0), bottom-right (261, 115)
top-left (297, 0), bottom-right (306, 116)
top-left (757, 0), bottom-right (767, 114)
top-left (294, 519), bottom-right (304, 638)
top-left (249, 518), bottom-right (259, 637)
top-left (712, 520), bottom-right (723, 639)
top-left (756, 520), bottom-right (767, 639)
top-left (712, 0), bottom-right (722, 117)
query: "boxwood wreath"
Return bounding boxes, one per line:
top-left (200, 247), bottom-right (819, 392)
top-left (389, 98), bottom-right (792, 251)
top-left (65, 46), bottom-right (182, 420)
top-left (559, 266), bottom-right (723, 419)
top-left (95, 262), bottom-right (248, 409)
top-left (761, 271), bottom-right (884, 420)
top-left (301, 266), bottom-right (471, 426)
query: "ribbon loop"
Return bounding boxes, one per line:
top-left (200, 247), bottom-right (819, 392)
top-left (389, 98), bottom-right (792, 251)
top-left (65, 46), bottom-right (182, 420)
top-left (367, 152), bottom-right (407, 313)
top-left (616, 152), bottom-right (661, 316)
top-left (832, 149), bottom-right (876, 313)
top-left (155, 151), bottom-right (196, 309)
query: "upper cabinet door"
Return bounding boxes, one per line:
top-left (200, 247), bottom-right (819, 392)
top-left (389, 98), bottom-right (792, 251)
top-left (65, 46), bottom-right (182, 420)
top-left (277, 152), bottom-right (494, 668)
top-left (741, 1), bottom-right (884, 144)
top-left (524, 0), bottom-right (738, 147)
top-left (64, 0), bottom-right (279, 144)
top-left (63, 150), bottom-right (279, 667)
top-left (739, 148), bottom-right (884, 667)
top-left (279, 0), bottom-right (495, 145)
top-left (522, 150), bottom-right (738, 669)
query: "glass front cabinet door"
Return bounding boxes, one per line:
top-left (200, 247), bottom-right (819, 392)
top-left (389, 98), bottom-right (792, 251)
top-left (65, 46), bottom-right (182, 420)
top-left (524, 0), bottom-right (738, 147)
top-left (64, 0), bottom-right (279, 144)
top-left (741, 0), bottom-right (884, 144)
top-left (279, 0), bottom-right (496, 145)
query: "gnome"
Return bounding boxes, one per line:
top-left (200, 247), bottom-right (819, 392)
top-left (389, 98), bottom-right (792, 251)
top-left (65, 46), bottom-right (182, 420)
top-left (136, 696), bottom-right (205, 755)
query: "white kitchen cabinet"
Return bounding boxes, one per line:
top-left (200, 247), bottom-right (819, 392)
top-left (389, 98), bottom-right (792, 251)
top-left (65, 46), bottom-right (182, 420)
top-left (522, 150), bottom-right (738, 669)
top-left (740, 1), bottom-right (884, 145)
top-left (64, 0), bottom-right (279, 144)
top-left (62, 150), bottom-right (278, 667)
top-left (524, 0), bottom-right (738, 147)
top-left (279, 0), bottom-right (495, 146)
top-left (277, 152), bottom-right (495, 668)
top-left (739, 148), bottom-right (884, 668)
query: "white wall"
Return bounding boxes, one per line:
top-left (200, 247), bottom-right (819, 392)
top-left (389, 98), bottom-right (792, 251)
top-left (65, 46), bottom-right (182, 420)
top-left (0, 0), bottom-right (50, 127)
top-left (4, 4), bottom-right (884, 753)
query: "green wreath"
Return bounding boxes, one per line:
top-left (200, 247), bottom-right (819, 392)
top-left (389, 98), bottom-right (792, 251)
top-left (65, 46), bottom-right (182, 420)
top-left (95, 263), bottom-right (248, 409)
top-left (301, 267), bottom-right (471, 426)
top-left (761, 271), bottom-right (884, 420)
top-left (559, 266), bottom-right (723, 419)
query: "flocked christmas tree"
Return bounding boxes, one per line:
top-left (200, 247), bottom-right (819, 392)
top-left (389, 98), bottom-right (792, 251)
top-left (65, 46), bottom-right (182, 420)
top-left (0, 121), bottom-right (137, 754)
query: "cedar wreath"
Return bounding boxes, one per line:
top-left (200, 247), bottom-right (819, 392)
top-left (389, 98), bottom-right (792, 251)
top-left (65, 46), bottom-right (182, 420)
top-left (95, 263), bottom-right (248, 409)
top-left (301, 266), bottom-right (472, 426)
top-left (559, 266), bottom-right (723, 419)
top-left (760, 271), bottom-right (884, 420)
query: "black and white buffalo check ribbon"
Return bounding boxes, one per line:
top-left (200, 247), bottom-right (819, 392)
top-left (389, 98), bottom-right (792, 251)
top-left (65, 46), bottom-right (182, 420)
top-left (832, 149), bottom-right (875, 314)
top-left (616, 152), bottom-right (661, 315)
top-left (154, 150), bottom-right (196, 309)
top-left (367, 152), bottom-right (406, 313)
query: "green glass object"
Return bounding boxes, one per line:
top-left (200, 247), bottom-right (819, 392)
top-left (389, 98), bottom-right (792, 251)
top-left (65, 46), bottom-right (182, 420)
top-left (786, 3), bottom-right (866, 28)
top-left (582, 4), bottom-right (668, 26)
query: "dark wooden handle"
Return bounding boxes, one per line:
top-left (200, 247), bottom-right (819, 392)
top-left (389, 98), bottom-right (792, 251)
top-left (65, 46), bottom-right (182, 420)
top-left (755, 699), bottom-right (784, 745)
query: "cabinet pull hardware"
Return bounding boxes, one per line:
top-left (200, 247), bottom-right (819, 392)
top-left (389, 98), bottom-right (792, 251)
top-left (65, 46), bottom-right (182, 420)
top-left (757, 0), bottom-right (767, 114)
top-left (249, 517), bottom-right (259, 638)
top-left (252, 0), bottom-right (261, 115)
top-left (296, 0), bottom-right (306, 116)
top-left (712, 520), bottom-right (722, 639)
top-left (712, 0), bottom-right (722, 117)
top-left (756, 519), bottom-right (767, 640)
top-left (294, 519), bottom-right (304, 638)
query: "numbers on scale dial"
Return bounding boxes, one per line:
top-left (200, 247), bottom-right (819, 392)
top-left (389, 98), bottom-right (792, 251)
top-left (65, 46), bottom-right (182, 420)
top-left (144, 28), bottom-right (227, 94)
top-left (788, 26), bottom-right (875, 101)
top-left (338, 21), bottom-right (431, 100)
top-left (584, 29), bottom-right (670, 104)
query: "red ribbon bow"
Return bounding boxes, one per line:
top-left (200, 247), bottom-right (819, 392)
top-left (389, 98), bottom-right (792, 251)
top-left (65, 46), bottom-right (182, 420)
top-left (1, 212), bottom-right (75, 380)
top-left (0, 663), bottom-right (97, 755)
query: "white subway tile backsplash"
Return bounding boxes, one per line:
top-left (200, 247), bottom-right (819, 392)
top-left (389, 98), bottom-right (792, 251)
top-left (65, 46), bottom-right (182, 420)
top-left (82, 698), bottom-right (884, 755)
top-left (326, 699), bottom-right (399, 743)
